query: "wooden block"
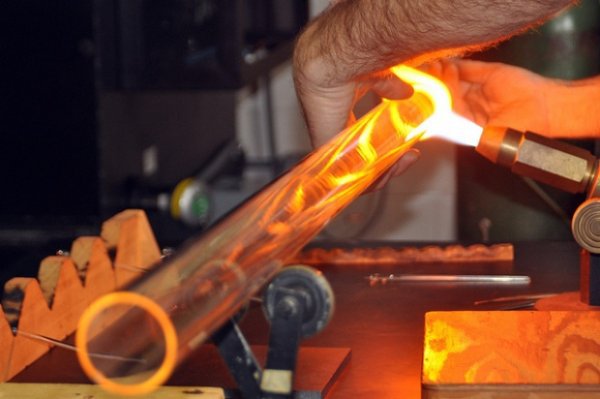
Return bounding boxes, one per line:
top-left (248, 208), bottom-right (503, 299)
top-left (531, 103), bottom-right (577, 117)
top-left (4, 278), bottom-right (56, 379)
top-left (70, 237), bottom-right (116, 300)
top-left (293, 244), bottom-right (514, 265)
top-left (535, 292), bottom-right (595, 311)
top-left (101, 209), bottom-right (161, 286)
top-left (0, 306), bottom-right (14, 381)
top-left (0, 210), bottom-right (164, 382)
top-left (39, 256), bottom-right (87, 337)
top-left (2, 238), bottom-right (116, 382)
top-left (0, 383), bottom-right (225, 399)
top-left (422, 310), bottom-right (600, 399)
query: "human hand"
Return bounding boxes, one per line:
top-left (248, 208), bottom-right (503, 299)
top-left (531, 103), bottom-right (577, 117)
top-left (424, 59), bottom-right (558, 135)
top-left (367, 148), bottom-right (421, 191)
top-left (293, 24), bottom-right (417, 187)
top-left (293, 60), bottom-right (414, 147)
top-left (293, 26), bottom-right (413, 148)
top-left (293, 56), bottom-right (420, 188)
top-left (293, 0), bottom-right (577, 144)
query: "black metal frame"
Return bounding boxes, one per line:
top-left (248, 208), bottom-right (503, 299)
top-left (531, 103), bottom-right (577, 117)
top-left (213, 266), bottom-right (333, 399)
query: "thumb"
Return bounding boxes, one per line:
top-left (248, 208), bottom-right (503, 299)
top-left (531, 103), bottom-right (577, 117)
top-left (389, 148), bottom-right (421, 176)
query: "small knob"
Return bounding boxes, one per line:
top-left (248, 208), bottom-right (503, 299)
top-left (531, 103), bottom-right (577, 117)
top-left (572, 198), bottom-right (600, 253)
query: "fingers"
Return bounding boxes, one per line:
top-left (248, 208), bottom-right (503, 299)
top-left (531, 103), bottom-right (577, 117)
top-left (368, 72), bottom-right (414, 100)
top-left (452, 59), bottom-right (518, 84)
top-left (299, 71), bottom-right (414, 147)
top-left (391, 148), bottom-right (421, 175)
top-left (420, 59), bottom-right (475, 119)
top-left (424, 58), bottom-right (499, 85)
top-left (421, 59), bottom-right (457, 81)
top-left (368, 148), bottom-right (421, 192)
top-left (462, 83), bottom-right (491, 126)
top-left (419, 60), bottom-right (443, 78)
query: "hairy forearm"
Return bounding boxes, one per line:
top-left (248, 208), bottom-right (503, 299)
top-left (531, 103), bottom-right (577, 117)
top-left (548, 75), bottom-right (600, 138)
top-left (295, 0), bottom-right (575, 85)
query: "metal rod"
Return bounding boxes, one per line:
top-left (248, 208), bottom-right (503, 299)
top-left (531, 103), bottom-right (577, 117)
top-left (368, 273), bottom-right (531, 285)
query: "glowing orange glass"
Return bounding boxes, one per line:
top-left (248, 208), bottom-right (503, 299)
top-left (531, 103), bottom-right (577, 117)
top-left (76, 65), bottom-right (451, 395)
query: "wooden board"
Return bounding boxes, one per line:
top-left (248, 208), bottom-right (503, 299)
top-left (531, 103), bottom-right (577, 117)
top-left (535, 292), bottom-right (597, 311)
top-left (0, 383), bottom-right (224, 399)
top-left (293, 244), bottom-right (514, 265)
top-left (422, 310), bottom-right (600, 399)
top-left (0, 210), bottom-right (162, 381)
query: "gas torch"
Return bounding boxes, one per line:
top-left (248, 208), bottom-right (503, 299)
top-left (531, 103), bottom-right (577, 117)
top-left (473, 125), bottom-right (600, 306)
top-left (426, 106), bottom-right (600, 306)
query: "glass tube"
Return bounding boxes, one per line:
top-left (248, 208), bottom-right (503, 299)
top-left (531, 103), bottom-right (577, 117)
top-left (75, 66), bottom-right (448, 395)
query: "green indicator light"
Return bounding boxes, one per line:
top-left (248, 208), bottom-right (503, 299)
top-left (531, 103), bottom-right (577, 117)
top-left (191, 195), bottom-right (210, 218)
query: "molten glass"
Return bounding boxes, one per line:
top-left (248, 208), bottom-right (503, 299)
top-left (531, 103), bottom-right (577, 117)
top-left (75, 66), bottom-right (450, 395)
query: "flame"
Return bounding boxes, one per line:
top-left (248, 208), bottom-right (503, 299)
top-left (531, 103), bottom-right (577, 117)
top-left (392, 65), bottom-right (483, 147)
top-left (391, 65), bottom-right (453, 139)
top-left (424, 111), bottom-right (484, 147)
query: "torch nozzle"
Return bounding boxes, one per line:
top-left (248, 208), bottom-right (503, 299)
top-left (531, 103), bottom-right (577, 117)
top-left (475, 126), bottom-right (598, 195)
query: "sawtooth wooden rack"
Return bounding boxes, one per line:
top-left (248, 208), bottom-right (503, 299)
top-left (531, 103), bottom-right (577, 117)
top-left (0, 209), bottom-right (162, 381)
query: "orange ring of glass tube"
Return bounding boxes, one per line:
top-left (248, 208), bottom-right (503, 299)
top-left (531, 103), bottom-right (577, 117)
top-left (76, 292), bottom-right (178, 396)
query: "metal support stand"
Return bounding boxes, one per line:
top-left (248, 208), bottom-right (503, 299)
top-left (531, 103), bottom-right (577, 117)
top-left (213, 265), bottom-right (334, 399)
top-left (213, 319), bottom-right (264, 399)
top-left (580, 250), bottom-right (600, 305)
top-left (571, 198), bottom-right (600, 306)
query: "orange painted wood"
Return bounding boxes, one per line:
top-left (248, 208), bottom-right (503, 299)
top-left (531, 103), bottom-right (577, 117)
top-left (424, 389), bottom-right (600, 399)
top-left (39, 256), bottom-right (87, 337)
top-left (422, 310), bottom-right (600, 399)
top-left (0, 383), bottom-right (225, 398)
top-left (70, 237), bottom-right (116, 300)
top-left (0, 305), bottom-right (13, 381)
top-left (535, 291), bottom-right (595, 311)
top-left (0, 210), bottom-right (162, 381)
top-left (294, 244), bottom-right (514, 265)
top-left (101, 209), bottom-right (161, 286)
top-left (4, 278), bottom-right (56, 378)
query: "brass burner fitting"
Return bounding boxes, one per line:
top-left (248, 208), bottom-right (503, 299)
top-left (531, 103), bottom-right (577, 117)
top-left (476, 126), bottom-right (597, 194)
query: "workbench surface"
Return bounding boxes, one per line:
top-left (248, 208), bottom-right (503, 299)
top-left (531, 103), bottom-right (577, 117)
top-left (12, 241), bottom-right (581, 399)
